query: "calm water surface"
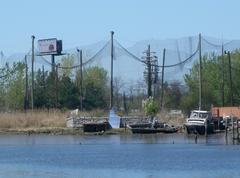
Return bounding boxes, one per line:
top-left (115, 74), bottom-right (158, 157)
top-left (0, 133), bottom-right (239, 178)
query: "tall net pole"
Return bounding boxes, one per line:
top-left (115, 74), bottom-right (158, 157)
top-left (24, 55), bottom-right (29, 111)
top-left (78, 49), bottom-right (83, 111)
top-left (199, 33), bottom-right (202, 110)
top-left (110, 31), bottom-right (114, 109)
top-left (221, 44), bottom-right (225, 106)
top-left (160, 48), bottom-right (166, 110)
top-left (31, 35), bottom-right (35, 111)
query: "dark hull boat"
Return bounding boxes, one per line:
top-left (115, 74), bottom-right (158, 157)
top-left (185, 124), bottom-right (214, 135)
top-left (83, 122), bottom-right (111, 132)
top-left (131, 128), bottom-right (158, 134)
top-left (129, 123), bottom-right (152, 128)
top-left (131, 126), bottom-right (178, 134)
top-left (159, 127), bottom-right (178, 133)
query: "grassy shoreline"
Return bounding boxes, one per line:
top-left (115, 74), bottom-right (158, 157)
top-left (0, 110), bottom-right (185, 135)
top-left (0, 127), bottom-right (132, 135)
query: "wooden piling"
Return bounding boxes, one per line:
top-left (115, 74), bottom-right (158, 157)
top-left (232, 115), bottom-right (235, 140)
top-left (195, 133), bottom-right (198, 144)
top-left (237, 120), bottom-right (240, 140)
top-left (205, 120), bottom-right (208, 137)
top-left (225, 117), bottom-right (228, 137)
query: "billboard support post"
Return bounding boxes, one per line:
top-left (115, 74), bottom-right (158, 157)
top-left (51, 54), bottom-right (55, 73)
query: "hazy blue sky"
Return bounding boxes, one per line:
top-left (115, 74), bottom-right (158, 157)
top-left (0, 0), bottom-right (239, 54)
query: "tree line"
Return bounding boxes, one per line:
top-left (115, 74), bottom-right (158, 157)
top-left (0, 50), bottom-right (239, 113)
top-left (181, 49), bottom-right (240, 113)
top-left (0, 56), bottom-right (109, 111)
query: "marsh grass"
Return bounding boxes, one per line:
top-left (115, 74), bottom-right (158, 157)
top-left (157, 110), bottom-right (185, 126)
top-left (0, 109), bottom-right (108, 129)
top-left (0, 108), bottom-right (184, 130)
top-left (0, 110), bottom-right (67, 129)
top-left (0, 110), bottom-right (66, 129)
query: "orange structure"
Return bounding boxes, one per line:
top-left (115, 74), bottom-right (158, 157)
top-left (211, 106), bottom-right (240, 119)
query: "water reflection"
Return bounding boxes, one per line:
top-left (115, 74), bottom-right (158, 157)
top-left (0, 133), bottom-right (239, 178)
top-left (0, 133), bottom-right (238, 146)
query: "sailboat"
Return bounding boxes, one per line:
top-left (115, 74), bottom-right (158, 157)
top-left (184, 34), bottom-right (214, 135)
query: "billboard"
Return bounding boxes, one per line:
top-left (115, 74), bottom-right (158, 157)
top-left (38, 38), bottom-right (62, 55)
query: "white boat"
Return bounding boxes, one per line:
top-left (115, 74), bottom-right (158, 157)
top-left (184, 110), bottom-right (214, 135)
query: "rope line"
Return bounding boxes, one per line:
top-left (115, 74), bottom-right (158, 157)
top-left (83, 40), bottom-right (110, 66)
top-left (158, 47), bottom-right (199, 68)
top-left (114, 40), bottom-right (146, 64)
top-left (39, 41), bottom-right (110, 69)
top-left (202, 36), bottom-right (234, 48)
top-left (115, 39), bottom-right (199, 68)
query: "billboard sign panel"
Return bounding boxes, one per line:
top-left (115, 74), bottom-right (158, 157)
top-left (38, 38), bottom-right (58, 55)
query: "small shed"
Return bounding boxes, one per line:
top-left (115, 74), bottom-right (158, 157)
top-left (211, 106), bottom-right (240, 130)
top-left (211, 106), bottom-right (240, 118)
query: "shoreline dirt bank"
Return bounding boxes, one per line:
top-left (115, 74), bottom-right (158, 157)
top-left (0, 127), bottom-right (133, 136)
top-left (0, 127), bottom-right (186, 136)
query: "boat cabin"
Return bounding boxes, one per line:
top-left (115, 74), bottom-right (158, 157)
top-left (187, 110), bottom-right (212, 124)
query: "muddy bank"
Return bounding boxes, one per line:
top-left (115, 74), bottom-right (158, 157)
top-left (0, 127), bottom-right (133, 135)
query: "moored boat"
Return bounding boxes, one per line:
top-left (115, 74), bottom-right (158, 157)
top-left (131, 128), bottom-right (159, 134)
top-left (184, 110), bottom-right (214, 135)
top-left (129, 123), bottom-right (152, 128)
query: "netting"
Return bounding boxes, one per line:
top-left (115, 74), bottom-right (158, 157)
top-left (0, 34), bottom-right (240, 111)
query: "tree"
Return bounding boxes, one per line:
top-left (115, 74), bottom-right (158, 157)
top-left (83, 66), bottom-right (108, 110)
top-left (164, 81), bottom-right (183, 109)
top-left (59, 54), bottom-right (75, 77)
top-left (58, 75), bottom-right (79, 109)
top-left (143, 97), bottom-right (159, 118)
top-left (180, 52), bottom-right (240, 113)
top-left (34, 68), bottom-right (47, 108)
top-left (0, 63), bottom-right (10, 110)
top-left (5, 62), bottom-right (25, 110)
top-left (45, 71), bottom-right (56, 108)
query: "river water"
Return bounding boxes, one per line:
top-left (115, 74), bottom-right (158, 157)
top-left (0, 133), bottom-right (239, 178)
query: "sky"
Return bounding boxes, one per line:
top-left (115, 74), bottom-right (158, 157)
top-left (0, 0), bottom-right (239, 54)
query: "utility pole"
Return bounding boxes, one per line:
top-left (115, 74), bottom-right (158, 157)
top-left (110, 31), bottom-right (114, 109)
top-left (142, 45), bottom-right (157, 98)
top-left (31, 35), bottom-right (35, 111)
top-left (147, 45), bottom-right (152, 97)
top-left (199, 33), bottom-right (202, 111)
top-left (51, 55), bottom-right (55, 73)
top-left (221, 44), bottom-right (225, 106)
top-left (24, 55), bottom-right (29, 111)
top-left (55, 64), bottom-right (59, 108)
top-left (42, 65), bottom-right (46, 108)
top-left (160, 48), bottom-right (166, 110)
top-left (42, 65), bottom-right (45, 90)
top-left (77, 48), bottom-right (83, 111)
top-left (226, 51), bottom-right (233, 106)
top-left (153, 55), bottom-right (159, 98)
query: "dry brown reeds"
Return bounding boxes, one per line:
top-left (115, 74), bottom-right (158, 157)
top-left (0, 110), bottom-right (66, 129)
top-left (157, 109), bottom-right (186, 126)
top-left (0, 109), bottom-right (108, 129)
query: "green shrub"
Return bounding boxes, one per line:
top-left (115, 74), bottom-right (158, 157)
top-left (143, 97), bottom-right (159, 117)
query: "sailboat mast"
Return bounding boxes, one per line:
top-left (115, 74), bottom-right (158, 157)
top-left (199, 33), bottom-right (202, 111)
